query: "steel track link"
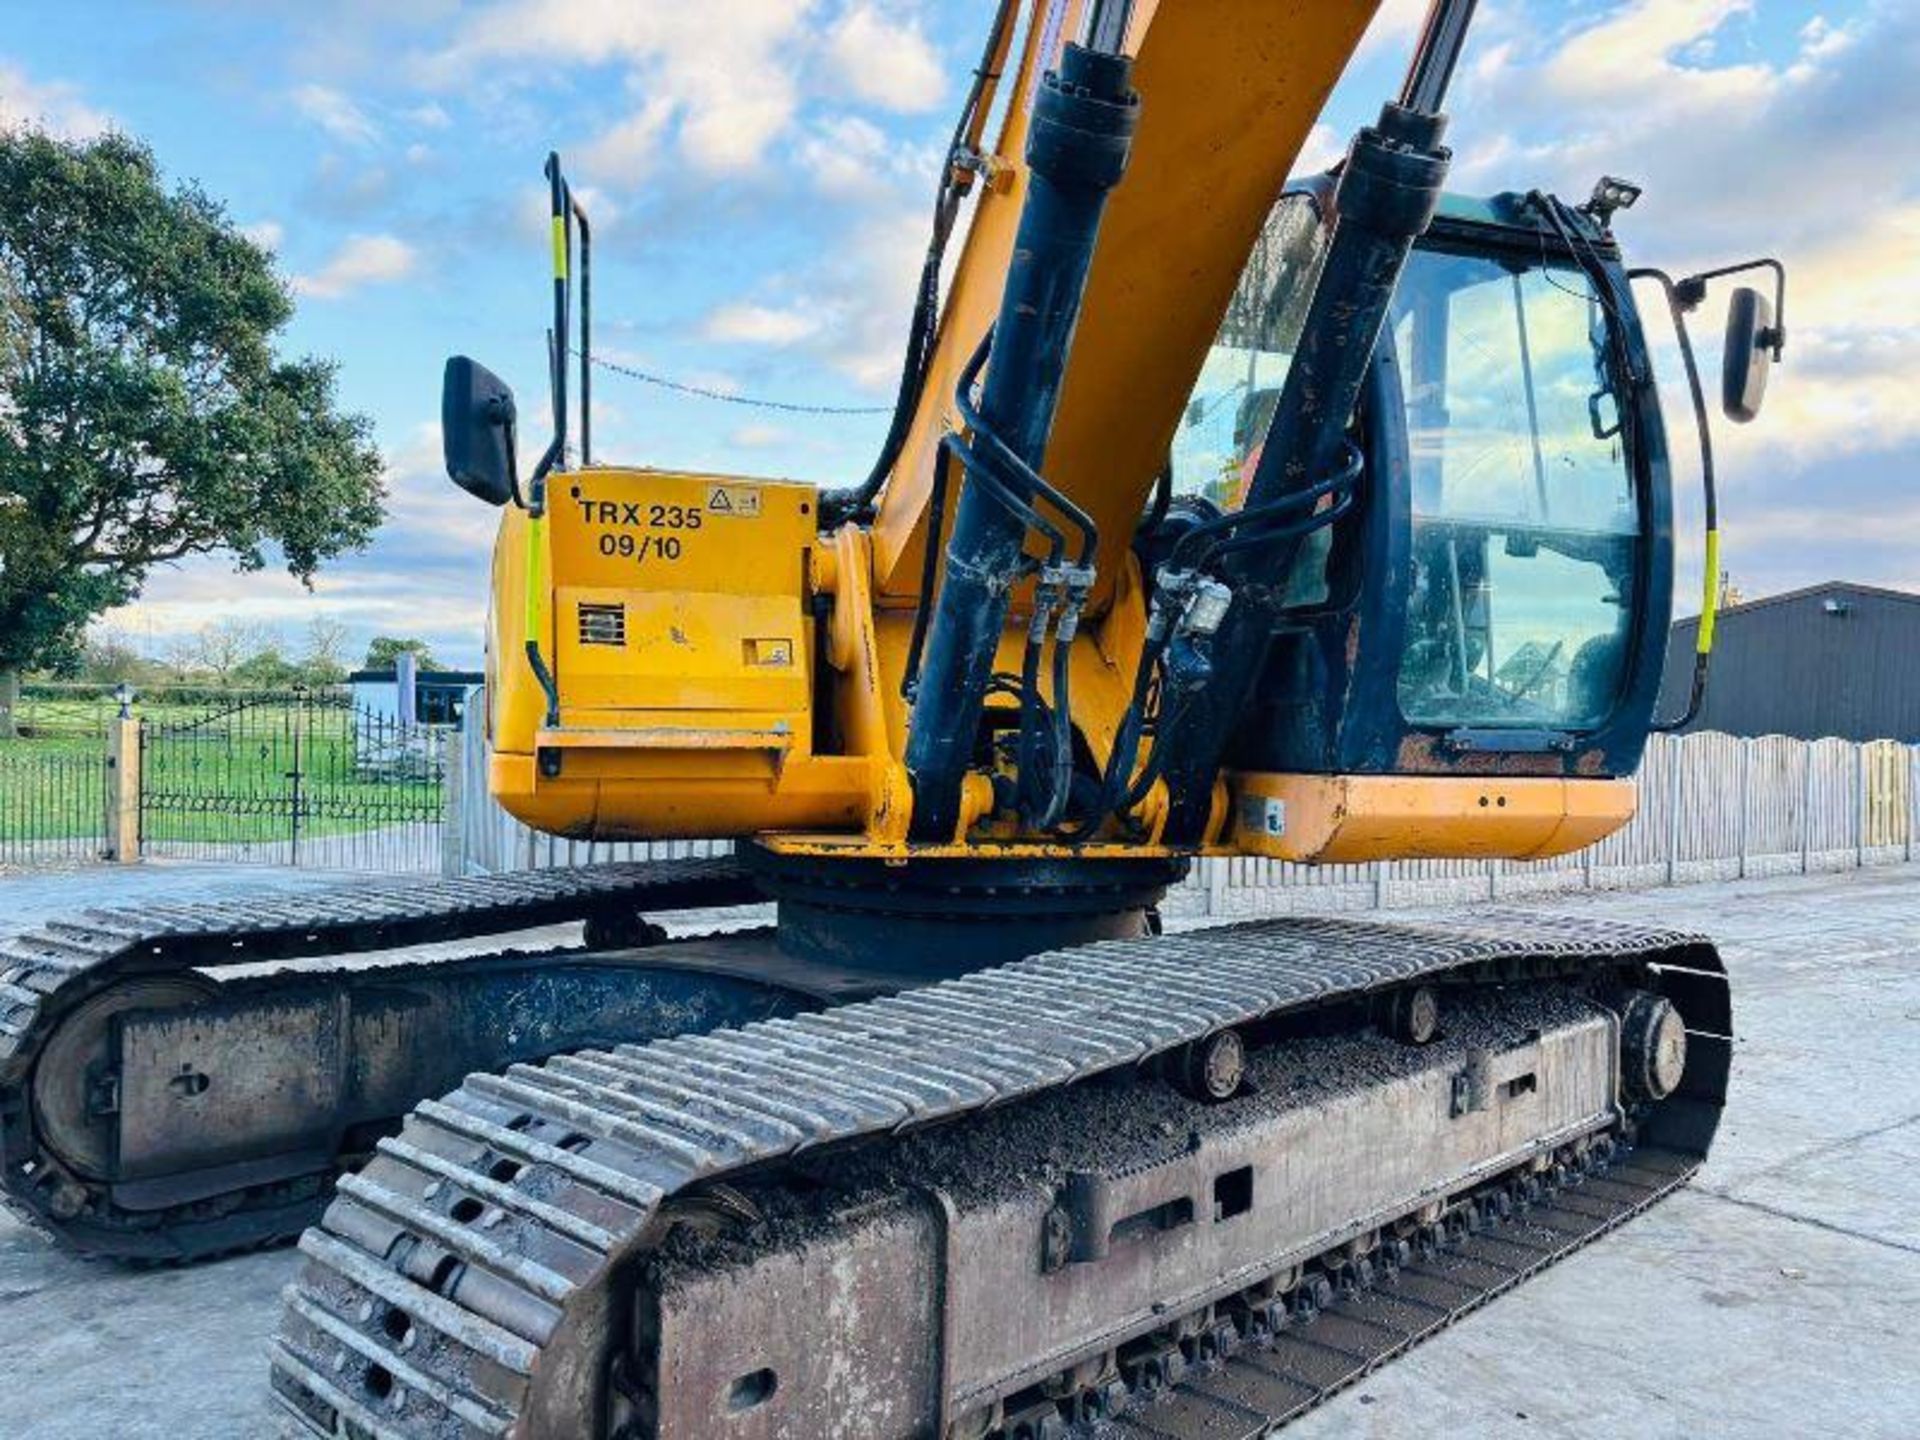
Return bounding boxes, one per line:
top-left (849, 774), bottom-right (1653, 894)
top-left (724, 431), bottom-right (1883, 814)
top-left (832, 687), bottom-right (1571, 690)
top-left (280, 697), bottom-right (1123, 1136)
top-left (270, 909), bottom-right (1729, 1440)
top-left (1091, 1146), bottom-right (1697, 1438)
top-left (0, 860), bottom-right (762, 1259)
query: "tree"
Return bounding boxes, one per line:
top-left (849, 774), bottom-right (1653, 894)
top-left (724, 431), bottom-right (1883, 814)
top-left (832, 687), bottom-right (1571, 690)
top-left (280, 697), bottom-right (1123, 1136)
top-left (189, 618), bottom-right (275, 683)
top-left (78, 628), bottom-right (148, 684)
top-left (364, 636), bottom-right (440, 673)
top-left (0, 128), bottom-right (386, 681)
top-left (231, 647), bottom-right (304, 690)
top-left (299, 615), bottom-right (351, 686)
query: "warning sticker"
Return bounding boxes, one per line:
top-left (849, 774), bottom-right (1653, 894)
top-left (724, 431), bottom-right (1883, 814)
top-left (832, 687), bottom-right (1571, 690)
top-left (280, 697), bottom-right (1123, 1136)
top-left (745, 637), bottom-right (794, 667)
top-left (706, 484), bottom-right (762, 518)
top-left (1239, 794), bottom-right (1287, 838)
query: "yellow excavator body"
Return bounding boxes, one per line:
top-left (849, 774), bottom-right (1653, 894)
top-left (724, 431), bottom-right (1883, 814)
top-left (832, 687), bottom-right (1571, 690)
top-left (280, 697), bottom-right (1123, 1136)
top-left (482, 0), bottom-right (1638, 866)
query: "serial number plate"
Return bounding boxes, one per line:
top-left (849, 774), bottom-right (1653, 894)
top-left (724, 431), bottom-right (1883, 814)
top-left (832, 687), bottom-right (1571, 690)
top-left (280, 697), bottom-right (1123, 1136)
top-left (573, 485), bottom-right (762, 567)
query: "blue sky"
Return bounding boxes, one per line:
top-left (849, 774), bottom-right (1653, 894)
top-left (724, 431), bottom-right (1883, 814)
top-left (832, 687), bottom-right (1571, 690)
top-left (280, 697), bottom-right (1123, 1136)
top-left (2, 0), bottom-right (1911, 668)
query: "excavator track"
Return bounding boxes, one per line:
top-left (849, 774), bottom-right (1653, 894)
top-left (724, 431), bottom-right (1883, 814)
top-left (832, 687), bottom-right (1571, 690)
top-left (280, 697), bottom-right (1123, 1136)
top-left (270, 909), bottom-right (1730, 1439)
top-left (1095, 1143), bottom-right (1695, 1439)
top-left (0, 859), bottom-right (765, 1260)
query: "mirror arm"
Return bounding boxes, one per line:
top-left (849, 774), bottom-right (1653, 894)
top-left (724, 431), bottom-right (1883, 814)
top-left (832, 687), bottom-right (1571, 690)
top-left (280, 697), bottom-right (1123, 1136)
top-left (1633, 266), bottom-right (1718, 734)
top-left (494, 408), bottom-right (525, 511)
top-left (1674, 256), bottom-right (1788, 360)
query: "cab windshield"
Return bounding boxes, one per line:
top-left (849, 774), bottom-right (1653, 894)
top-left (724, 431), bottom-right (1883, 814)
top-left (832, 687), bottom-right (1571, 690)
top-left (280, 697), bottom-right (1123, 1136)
top-left (1391, 246), bottom-right (1639, 731)
top-left (1172, 201), bottom-right (1642, 732)
top-left (1171, 195), bottom-right (1327, 510)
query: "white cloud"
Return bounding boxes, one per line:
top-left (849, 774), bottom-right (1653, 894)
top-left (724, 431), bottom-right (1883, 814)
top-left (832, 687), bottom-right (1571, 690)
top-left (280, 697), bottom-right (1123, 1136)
top-left (1355, 0), bottom-right (1438, 63)
top-left (703, 303), bottom-right (824, 347)
top-left (1296, 122), bottom-right (1344, 176)
top-left (1441, 0), bottom-right (1919, 467)
top-left (0, 59), bottom-right (111, 139)
top-left (793, 112), bottom-right (937, 199)
top-left (730, 423), bottom-right (793, 450)
top-left (290, 82), bottom-right (382, 146)
top-left (702, 202), bottom-right (926, 392)
top-left (426, 0), bottom-right (947, 181)
top-left (242, 219), bottom-right (285, 251)
top-left (292, 233), bottom-right (419, 300)
top-left (823, 4), bottom-right (945, 113)
top-left (405, 101), bottom-right (452, 130)
top-left (815, 205), bottom-right (931, 390)
top-left (429, 0), bottom-right (810, 176)
top-left (579, 93), bottom-right (676, 178)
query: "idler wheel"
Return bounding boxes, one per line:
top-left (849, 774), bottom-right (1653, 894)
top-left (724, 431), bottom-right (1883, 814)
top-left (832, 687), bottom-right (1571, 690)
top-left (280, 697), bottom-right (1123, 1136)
top-left (1621, 992), bottom-right (1688, 1102)
top-left (31, 975), bottom-right (218, 1181)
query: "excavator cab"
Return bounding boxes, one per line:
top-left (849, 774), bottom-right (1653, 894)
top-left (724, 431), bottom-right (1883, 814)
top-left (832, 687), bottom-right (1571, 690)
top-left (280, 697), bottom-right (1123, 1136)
top-left (1183, 191), bottom-right (1669, 828)
top-left (1160, 183), bottom-right (1782, 863)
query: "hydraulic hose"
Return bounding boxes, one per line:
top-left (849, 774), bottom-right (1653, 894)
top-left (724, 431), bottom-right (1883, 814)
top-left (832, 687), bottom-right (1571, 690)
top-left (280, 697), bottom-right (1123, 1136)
top-left (818, 0), bottom-right (1020, 528)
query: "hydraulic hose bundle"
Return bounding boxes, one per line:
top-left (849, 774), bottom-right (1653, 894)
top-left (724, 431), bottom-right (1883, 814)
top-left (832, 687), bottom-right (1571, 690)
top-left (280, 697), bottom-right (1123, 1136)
top-left (902, 27), bottom-right (1141, 842)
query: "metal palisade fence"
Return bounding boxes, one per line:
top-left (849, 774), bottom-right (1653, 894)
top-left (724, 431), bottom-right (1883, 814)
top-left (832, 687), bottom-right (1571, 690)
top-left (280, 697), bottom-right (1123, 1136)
top-left (1182, 732), bottom-right (1917, 918)
top-left (446, 695), bottom-right (1919, 912)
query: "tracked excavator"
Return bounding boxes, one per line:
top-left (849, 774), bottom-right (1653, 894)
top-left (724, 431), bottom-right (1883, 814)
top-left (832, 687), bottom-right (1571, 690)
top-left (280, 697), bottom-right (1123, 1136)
top-left (0, 0), bottom-right (1789, 1433)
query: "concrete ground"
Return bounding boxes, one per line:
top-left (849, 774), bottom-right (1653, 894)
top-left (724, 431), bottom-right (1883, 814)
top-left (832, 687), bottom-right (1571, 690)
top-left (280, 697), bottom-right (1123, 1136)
top-left (0, 861), bottom-right (1916, 1438)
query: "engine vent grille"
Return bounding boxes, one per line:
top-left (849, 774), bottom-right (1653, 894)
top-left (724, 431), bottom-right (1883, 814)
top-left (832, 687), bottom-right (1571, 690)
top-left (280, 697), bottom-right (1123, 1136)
top-left (578, 603), bottom-right (626, 648)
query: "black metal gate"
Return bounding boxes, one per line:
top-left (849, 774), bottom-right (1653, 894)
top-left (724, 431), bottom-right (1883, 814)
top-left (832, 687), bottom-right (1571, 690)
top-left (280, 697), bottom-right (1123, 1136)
top-left (139, 691), bottom-right (449, 872)
top-left (0, 739), bottom-right (111, 865)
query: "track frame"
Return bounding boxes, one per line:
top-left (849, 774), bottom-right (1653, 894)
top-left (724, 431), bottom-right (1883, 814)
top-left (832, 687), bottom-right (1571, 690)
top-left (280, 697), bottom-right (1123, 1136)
top-left (269, 909), bottom-right (1728, 1439)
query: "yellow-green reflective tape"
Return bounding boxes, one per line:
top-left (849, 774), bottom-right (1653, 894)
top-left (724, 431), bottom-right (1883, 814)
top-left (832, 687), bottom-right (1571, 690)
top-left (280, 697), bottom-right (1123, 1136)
top-left (1697, 528), bottom-right (1720, 654)
top-left (524, 514), bottom-right (547, 643)
top-left (550, 215), bottom-right (568, 281)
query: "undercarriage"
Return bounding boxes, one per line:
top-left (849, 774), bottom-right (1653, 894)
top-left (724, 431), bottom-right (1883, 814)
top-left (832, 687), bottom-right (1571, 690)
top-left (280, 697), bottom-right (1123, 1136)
top-left (265, 898), bottom-right (1727, 1439)
top-left (0, 862), bottom-right (777, 1259)
top-left (0, 852), bottom-right (1179, 1260)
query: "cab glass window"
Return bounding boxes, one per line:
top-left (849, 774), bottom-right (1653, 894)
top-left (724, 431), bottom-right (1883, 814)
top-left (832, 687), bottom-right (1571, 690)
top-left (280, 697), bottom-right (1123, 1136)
top-left (1392, 247), bottom-right (1639, 730)
top-left (1171, 194), bottom-right (1327, 509)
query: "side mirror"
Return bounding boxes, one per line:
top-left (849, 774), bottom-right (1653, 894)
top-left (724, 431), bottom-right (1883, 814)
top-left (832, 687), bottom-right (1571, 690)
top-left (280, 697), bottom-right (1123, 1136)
top-left (1721, 286), bottom-right (1775, 424)
top-left (442, 356), bottom-right (520, 506)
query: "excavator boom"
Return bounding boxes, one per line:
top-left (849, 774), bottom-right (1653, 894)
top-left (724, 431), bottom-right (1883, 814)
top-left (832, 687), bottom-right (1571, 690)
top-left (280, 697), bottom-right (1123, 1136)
top-left (866, 0), bottom-right (1385, 604)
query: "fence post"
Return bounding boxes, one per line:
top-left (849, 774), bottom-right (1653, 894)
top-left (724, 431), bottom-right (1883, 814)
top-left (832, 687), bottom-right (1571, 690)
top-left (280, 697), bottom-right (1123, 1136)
top-left (1800, 742), bottom-right (1814, 874)
top-left (1896, 744), bottom-right (1912, 867)
top-left (1855, 744), bottom-right (1867, 870)
top-left (1664, 738), bottom-right (1682, 887)
top-left (104, 705), bottom-right (141, 863)
top-left (1736, 737), bottom-right (1751, 879)
top-left (442, 730), bottom-right (465, 877)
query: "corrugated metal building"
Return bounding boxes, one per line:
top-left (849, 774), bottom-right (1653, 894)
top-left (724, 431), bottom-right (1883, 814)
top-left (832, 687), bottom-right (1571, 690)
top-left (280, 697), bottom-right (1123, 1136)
top-left (1659, 581), bottom-right (1920, 742)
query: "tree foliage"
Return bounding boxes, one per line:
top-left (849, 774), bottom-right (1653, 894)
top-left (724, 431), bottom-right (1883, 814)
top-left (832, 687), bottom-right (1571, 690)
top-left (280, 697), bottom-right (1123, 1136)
top-left (0, 128), bottom-right (386, 672)
top-left (363, 635), bottom-right (440, 673)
